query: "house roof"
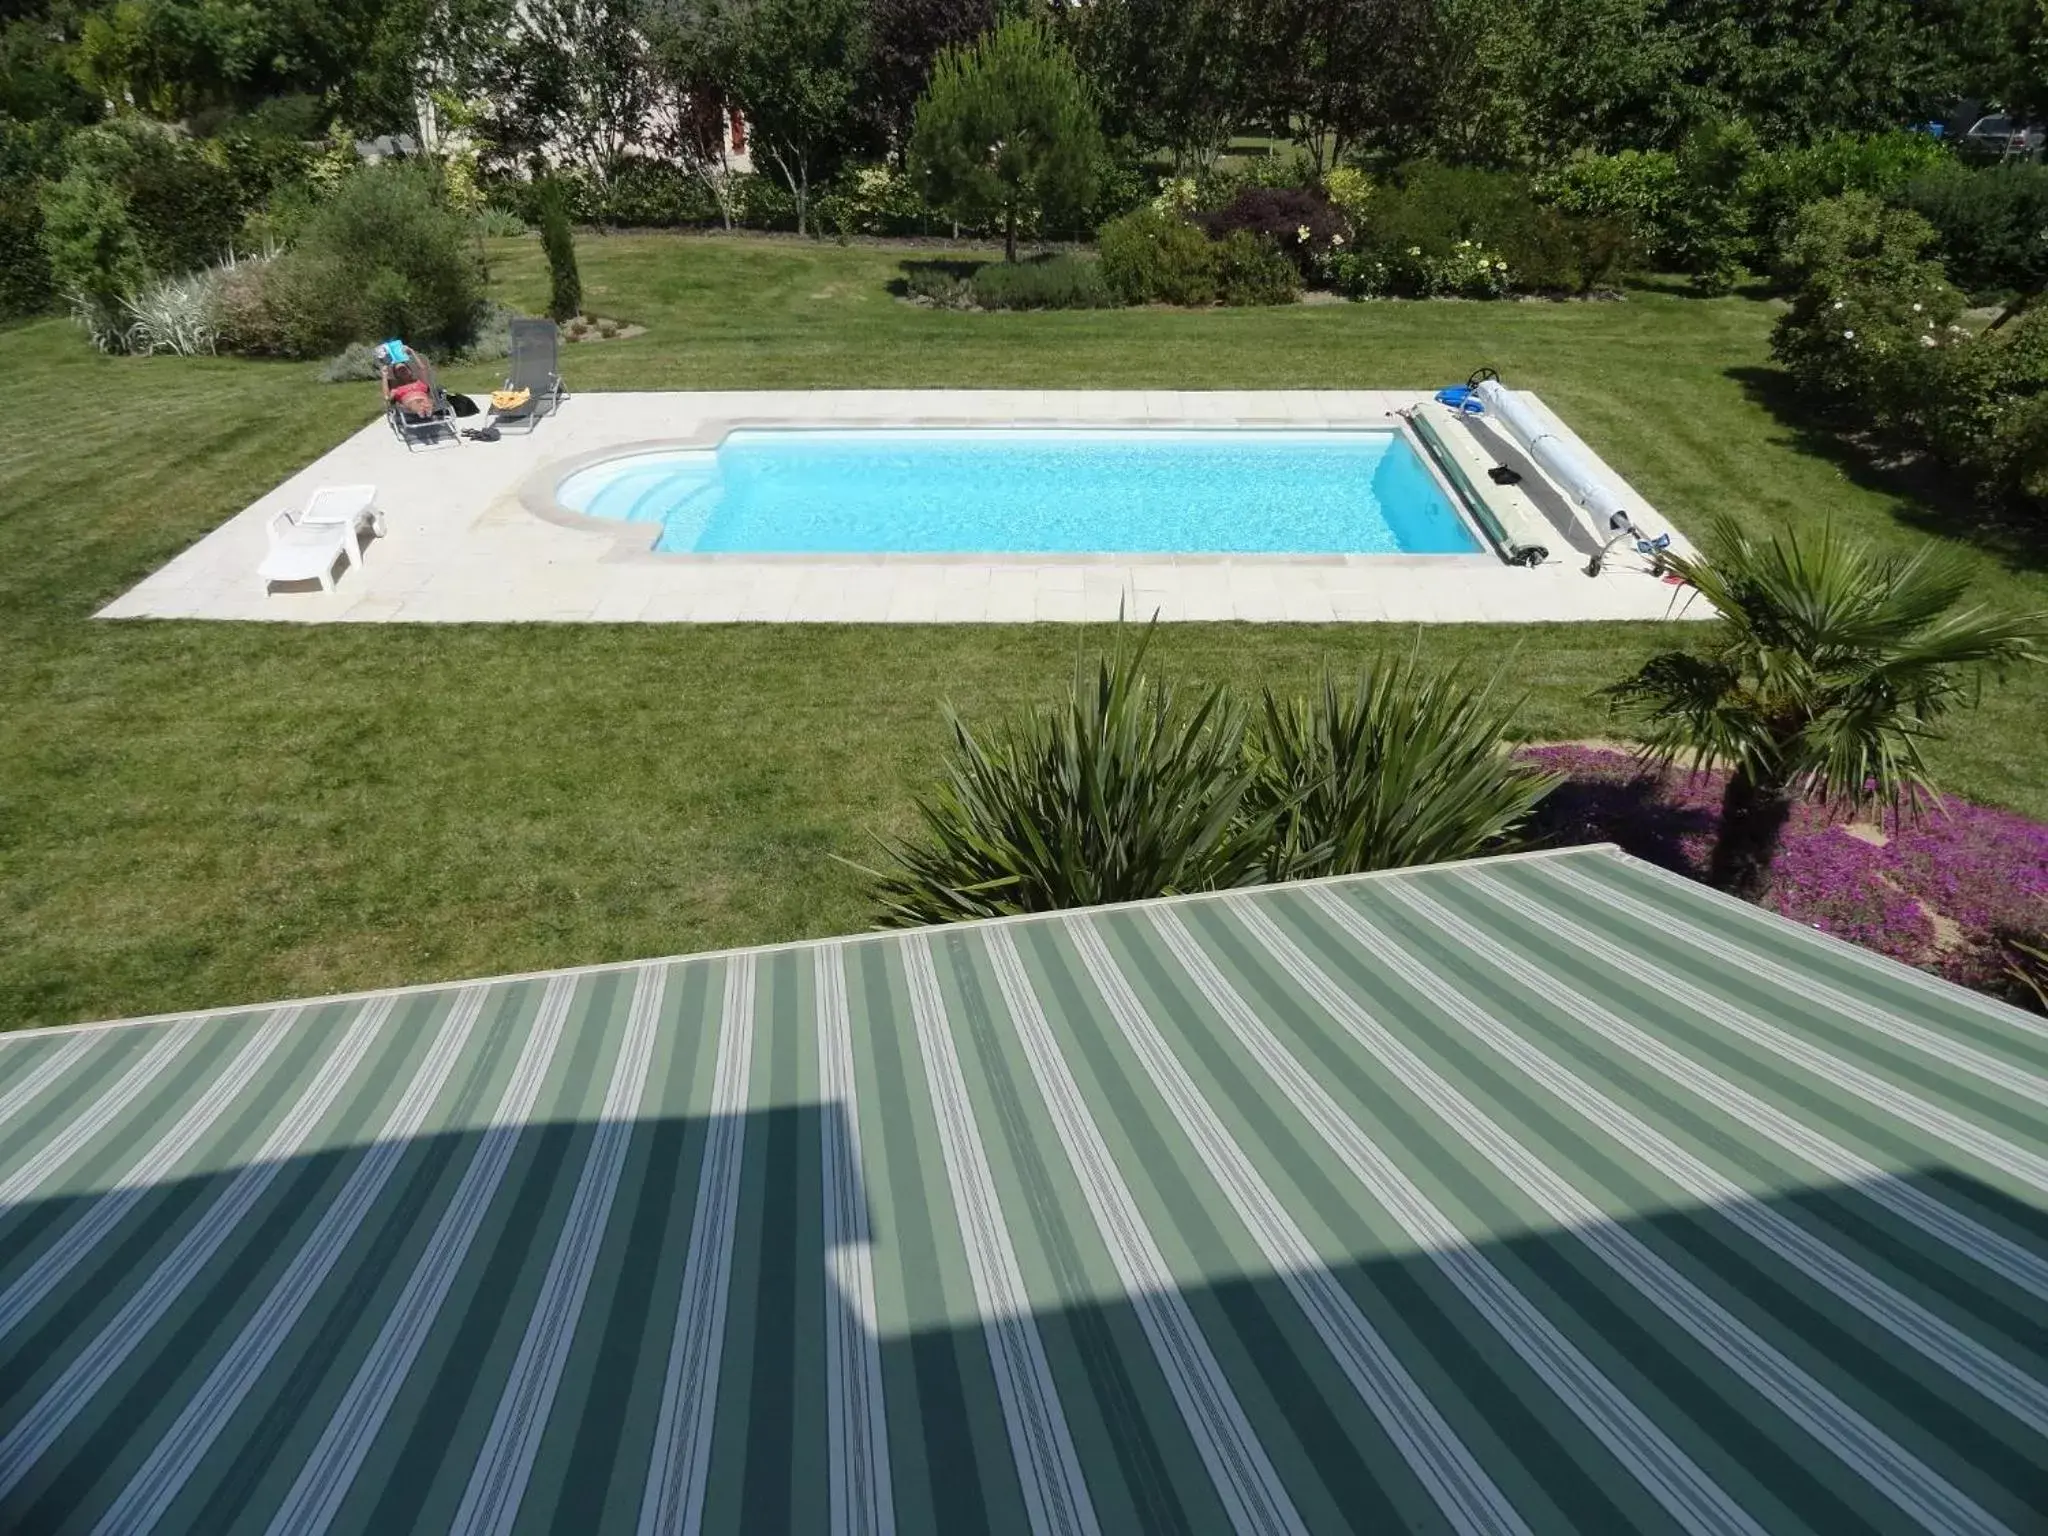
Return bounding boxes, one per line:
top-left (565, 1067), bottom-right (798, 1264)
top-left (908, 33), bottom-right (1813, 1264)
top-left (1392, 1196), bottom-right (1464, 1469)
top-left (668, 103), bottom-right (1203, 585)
top-left (0, 845), bottom-right (2041, 1534)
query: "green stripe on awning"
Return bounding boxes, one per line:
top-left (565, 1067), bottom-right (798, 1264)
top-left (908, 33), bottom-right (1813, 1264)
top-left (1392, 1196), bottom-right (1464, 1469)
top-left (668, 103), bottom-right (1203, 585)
top-left (0, 846), bottom-right (2041, 1535)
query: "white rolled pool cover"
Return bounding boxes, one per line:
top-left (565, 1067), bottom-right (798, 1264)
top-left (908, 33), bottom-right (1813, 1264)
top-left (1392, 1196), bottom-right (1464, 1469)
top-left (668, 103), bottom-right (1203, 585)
top-left (1472, 380), bottom-right (1635, 529)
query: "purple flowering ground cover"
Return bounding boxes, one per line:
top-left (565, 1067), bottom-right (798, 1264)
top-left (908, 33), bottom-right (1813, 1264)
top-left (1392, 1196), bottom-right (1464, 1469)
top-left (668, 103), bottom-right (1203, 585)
top-left (1517, 746), bottom-right (2048, 1002)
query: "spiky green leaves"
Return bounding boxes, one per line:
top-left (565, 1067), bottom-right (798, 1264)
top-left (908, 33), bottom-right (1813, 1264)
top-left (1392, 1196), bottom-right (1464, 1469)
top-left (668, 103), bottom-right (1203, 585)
top-left (867, 631), bottom-right (1556, 925)
top-left (1610, 515), bottom-right (2047, 818)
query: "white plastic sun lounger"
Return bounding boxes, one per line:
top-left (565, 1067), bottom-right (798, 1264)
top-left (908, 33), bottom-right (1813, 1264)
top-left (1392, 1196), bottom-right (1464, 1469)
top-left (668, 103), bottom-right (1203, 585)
top-left (299, 484), bottom-right (383, 553)
top-left (258, 507), bottom-right (358, 593)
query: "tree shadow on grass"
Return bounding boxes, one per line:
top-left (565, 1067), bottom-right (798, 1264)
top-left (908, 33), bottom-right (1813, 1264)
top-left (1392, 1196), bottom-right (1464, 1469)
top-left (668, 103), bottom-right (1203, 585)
top-left (1726, 363), bottom-right (2048, 575)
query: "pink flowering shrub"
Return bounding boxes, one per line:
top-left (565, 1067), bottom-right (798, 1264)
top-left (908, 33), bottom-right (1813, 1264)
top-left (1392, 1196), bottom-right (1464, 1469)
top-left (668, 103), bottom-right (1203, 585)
top-left (1517, 746), bottom-right (2048, 1001)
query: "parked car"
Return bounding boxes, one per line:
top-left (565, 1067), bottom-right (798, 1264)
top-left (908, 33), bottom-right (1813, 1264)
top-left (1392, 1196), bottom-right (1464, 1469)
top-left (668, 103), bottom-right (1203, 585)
top-left (1961, 114), bottom-right (2045, 160)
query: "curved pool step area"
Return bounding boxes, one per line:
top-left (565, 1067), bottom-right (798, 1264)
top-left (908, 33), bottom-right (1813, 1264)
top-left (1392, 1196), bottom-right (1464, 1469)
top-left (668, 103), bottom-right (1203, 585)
top-left (566, 451), bottom-right (722, 542)
top-left (96, 390), bottom-right (1705, 624)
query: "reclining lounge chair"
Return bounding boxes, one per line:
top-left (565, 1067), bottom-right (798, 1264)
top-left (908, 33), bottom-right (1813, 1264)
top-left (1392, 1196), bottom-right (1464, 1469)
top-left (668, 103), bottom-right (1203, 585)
top-left (488, 319), bottom-right (564, 434)
top-left (385, 345), bottom-right (463, 453)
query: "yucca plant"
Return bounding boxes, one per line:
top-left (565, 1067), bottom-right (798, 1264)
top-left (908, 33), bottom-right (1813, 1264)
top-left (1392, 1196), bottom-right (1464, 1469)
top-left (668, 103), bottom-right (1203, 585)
top-left (1610, 516), bottom-right (2046, 898)
top-left (867, 628), bottom-right (1274, 925)
top-left (1249, 655), bottom-right (1559, 882)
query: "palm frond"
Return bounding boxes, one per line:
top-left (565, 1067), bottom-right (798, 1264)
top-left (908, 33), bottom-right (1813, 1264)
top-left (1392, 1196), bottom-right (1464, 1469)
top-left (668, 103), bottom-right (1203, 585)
top-left (1613, 515), bottom-right (2047, 820)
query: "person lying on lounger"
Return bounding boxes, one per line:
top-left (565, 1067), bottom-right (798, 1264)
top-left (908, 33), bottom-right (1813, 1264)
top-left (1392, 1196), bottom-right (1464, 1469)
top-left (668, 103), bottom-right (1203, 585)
top-left (379, 344), bottom-right (437, 419)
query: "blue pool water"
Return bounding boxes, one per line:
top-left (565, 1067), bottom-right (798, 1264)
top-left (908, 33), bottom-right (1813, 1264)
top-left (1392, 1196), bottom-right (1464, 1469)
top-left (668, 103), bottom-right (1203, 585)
top-left (557, 429), bottom-right (1479, 556)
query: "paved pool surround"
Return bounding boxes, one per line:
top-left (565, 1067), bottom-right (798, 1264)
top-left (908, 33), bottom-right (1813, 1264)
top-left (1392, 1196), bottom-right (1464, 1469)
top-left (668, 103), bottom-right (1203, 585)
top-left (100, 390), bottom-right (1706, 624)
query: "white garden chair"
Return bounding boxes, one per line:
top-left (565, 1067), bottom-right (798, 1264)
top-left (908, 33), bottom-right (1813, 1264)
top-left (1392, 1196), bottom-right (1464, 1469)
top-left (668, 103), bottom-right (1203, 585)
top-left (257, 485), bottom-right (383, 594)
top-left (299, 484), bottom-right (383, 556)
top-left (259, 508), bottom-right (356, 593)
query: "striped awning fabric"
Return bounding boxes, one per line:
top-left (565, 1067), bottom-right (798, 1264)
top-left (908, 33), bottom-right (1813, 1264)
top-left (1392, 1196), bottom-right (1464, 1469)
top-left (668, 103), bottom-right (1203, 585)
top-left (0, 846), bottom-right (2042, 1534)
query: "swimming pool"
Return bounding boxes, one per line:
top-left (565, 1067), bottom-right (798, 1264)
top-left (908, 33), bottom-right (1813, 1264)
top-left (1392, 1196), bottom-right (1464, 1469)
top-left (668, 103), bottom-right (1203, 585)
top-left (555, 428), bottom-right (1481, 555)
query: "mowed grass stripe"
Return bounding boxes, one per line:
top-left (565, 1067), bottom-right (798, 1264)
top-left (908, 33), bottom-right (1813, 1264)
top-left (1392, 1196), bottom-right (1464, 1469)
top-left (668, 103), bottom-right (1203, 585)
top-left (170, 979), bottom-right (543, 1533)
top-left (1337, 883), bottom-right (2048, 1517)
top-left (500, 959), bottom-right (728, 1536)
top-left (1595, 855), bottom-right (2048, 1064)
top-left (845, 938), bottom-right (1027, 1536)
top-left (1526, 862), bottom-right (2048, 1138)
top-left (1139, 899), bottom-right (1770, 1536)
top-left (1432, 873), bottom-right (2048, 1367)
top-left (958, 922), bottom-right (1259, 1535)
top-left (92, 985), bottom-right (492, 1536)
top-left (1051, 912), bottom-right (1530, 1536)
top-left (0, 998), bottom-right (397, 1528)
top-left (1271, 882), bottom-right (2018, 1536)
top-left (698, 948), bottom-right (830, 1534)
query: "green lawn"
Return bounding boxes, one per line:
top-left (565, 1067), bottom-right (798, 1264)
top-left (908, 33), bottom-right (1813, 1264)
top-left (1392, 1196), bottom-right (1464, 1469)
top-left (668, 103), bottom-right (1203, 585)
top-left (2, 232), bottom-right (2042, 1031)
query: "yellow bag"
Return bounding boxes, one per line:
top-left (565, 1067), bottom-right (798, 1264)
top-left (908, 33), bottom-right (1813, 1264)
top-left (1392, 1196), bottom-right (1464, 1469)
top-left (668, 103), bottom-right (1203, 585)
top-left (491, 387), bottom-right (531, 411)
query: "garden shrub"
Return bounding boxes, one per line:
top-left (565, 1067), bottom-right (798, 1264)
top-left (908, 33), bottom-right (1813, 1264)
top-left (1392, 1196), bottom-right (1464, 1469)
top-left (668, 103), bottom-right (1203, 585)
top-left (318, 340), bottom-right (383, 383)
top-left (1902, 161), bottom-right (2048, 300)
top-left (537, 179), bottom-right (582, 323)
top-left (1537, 149), bottom-right (1681, 247)
top-left (969, 253), bottom-right (1111, 309)
top-left (1745, 130), bottom-right (1952, 257)
top-left (1334, 240), bottom-right (1511, 299)
top-left (1194, 185), bottom-right (1345, 278)
top-left (122, 140), bottom-right (242, 277)
top-left (1667, 119), bottom-right (1762, 293)
top-left (258, 164), bottom-right (485, 357)
top-left (1921, 310), bottom-right (2048, 501)
top-left (1210, 231), bottom-right (1297, 305)
top-left (593, 159), bottom-right (720, 228)
top-left (476, 206), bottom-right (529, 239)
top-left (1096, 207), bottom-right (1216, 305)
top-left (38, 166), bottom-right (145, 338)
top-left (902, 261), bottom-right (977, 308)
top-left (1347, 162), bottom-right (1621, 295)
top-left (733, 172), bottom-right (798, 231)
top-left (1321, 165), bottom-right (1373, 225)
top-left (0, 181), bottom-right (50, 316)
top-left (210, 251), bottom-right (291, 355)
top-left (1769, 193), bottom-right (1963, 428)
top-left (818, 163), bottom-right (925, 236)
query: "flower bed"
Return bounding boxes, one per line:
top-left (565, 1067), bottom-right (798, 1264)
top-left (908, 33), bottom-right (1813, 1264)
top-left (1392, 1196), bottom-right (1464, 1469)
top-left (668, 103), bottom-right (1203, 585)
top-left (1517, 745), bottom-right (2048, 1001)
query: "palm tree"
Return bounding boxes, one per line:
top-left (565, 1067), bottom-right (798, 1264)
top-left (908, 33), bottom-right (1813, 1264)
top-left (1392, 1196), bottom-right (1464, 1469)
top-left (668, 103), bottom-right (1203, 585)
top-left (1609, 516), bottom-right (2045, 899)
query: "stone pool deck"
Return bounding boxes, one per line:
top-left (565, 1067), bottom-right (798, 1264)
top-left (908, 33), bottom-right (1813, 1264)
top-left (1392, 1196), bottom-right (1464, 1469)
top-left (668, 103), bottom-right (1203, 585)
top-left (99, 390), bottom-right (1706, 624)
